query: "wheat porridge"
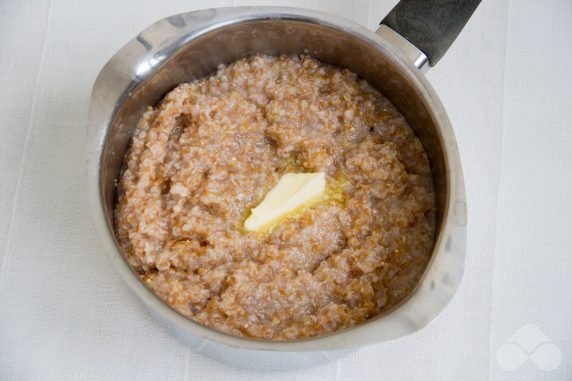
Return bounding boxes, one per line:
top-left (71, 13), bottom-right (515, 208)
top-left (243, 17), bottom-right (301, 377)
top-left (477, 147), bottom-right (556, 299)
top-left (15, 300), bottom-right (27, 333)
top-left (115, 54), bottom-right (436, 340)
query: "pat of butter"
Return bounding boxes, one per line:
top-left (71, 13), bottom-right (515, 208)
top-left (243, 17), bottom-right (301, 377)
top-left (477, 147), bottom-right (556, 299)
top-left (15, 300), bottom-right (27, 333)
top-left (244, 172), bottom-right (326, 232)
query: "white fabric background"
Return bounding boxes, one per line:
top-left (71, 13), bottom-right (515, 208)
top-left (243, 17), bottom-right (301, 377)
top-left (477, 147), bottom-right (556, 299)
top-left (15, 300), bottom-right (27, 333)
top-left (0, 0), bottom-right (569, 380)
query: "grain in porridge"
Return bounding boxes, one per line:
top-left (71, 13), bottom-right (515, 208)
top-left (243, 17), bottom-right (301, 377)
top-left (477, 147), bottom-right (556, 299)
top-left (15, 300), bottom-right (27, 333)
top-left (115, 54), bottom-right (435, 340)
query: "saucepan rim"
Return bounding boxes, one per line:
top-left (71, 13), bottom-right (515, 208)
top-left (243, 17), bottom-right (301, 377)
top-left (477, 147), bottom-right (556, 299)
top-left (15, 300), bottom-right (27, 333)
top-left (86, 6), bottom-right (467, 352)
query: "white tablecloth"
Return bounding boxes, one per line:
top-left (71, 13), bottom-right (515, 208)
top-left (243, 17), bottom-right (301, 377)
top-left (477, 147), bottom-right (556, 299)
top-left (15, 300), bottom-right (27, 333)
top-left (1, 0), bottom-right (570, 379)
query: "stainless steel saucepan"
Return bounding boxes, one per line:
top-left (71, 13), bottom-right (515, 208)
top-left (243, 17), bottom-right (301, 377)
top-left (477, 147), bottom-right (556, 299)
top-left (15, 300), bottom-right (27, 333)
top-left (87, 0), bottom-right (479, 370)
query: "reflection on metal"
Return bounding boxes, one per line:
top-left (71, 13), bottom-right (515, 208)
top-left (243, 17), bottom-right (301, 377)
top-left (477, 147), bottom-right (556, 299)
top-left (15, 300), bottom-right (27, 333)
top-left (376, 25), bottom-right (429, 72)
top-left (135, 55), bottom-right (166, 78)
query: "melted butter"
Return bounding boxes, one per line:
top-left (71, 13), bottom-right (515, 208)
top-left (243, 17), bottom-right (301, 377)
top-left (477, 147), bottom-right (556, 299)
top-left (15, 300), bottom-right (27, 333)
top-left (242, 172), bottom-right (348, 235)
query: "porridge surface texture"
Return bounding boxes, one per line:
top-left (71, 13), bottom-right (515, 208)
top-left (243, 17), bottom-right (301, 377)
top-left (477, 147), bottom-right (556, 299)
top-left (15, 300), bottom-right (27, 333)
top-left (115, 54), bottom-right (436, 340)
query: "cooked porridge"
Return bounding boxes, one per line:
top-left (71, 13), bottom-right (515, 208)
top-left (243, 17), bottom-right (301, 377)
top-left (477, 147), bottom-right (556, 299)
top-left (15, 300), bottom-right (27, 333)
top-left (115, 54), bottom-right (436, 340)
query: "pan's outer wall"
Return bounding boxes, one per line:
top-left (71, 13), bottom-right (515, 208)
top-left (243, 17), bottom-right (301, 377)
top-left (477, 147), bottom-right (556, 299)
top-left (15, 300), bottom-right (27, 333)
top-left (87, 7), bottom-right (466, 370)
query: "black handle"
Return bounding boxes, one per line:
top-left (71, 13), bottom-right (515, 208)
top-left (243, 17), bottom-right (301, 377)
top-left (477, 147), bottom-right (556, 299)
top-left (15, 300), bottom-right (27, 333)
top-left (381, 0), bottom-right (481, 66)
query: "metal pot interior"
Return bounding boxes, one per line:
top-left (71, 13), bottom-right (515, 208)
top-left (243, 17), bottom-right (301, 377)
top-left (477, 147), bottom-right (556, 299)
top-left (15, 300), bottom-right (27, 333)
top-left (96, 16), bottom-right (451, 344)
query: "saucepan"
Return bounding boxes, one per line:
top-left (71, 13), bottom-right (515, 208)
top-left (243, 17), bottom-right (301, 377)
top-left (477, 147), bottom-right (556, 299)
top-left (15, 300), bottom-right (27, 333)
top-left (87, 0), bottom-right (478, 370)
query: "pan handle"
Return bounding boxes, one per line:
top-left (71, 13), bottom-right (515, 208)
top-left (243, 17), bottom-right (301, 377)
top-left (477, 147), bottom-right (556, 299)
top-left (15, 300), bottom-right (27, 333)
top-left (379, 0), bottom-right (481, 67)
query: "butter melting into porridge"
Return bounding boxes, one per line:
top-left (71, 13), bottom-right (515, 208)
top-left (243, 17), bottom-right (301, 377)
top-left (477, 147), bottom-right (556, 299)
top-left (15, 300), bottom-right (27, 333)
top-left (115, 54), bottom-right (436, 340)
